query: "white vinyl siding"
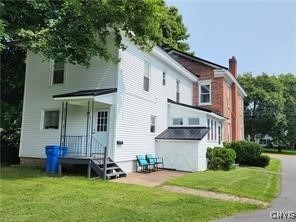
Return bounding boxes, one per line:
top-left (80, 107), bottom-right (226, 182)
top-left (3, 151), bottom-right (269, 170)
top-left (19, 40), bottom-right (118, 158)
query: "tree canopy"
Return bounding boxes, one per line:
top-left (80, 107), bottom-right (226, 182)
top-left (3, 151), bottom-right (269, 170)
top-left (238, 73), bottom-right (296, 149)
top-left (1, 0), bottom-right (190, 66)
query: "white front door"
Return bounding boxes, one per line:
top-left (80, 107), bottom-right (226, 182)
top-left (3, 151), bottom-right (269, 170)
top-left (93, 110), bottom-right (109, 147)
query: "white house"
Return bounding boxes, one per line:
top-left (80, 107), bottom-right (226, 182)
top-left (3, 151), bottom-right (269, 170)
top-left (19, 37), bottom-right (225, 177)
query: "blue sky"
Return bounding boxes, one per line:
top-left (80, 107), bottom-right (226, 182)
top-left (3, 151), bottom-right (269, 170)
top-left (166, 0), bottom-right (296, 75)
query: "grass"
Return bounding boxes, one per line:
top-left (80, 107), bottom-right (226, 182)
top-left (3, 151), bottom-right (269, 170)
top-left (0, 167), bottom-right (259, 222)
top-left (168, 158), bottom-right (281, 202)
top-left (262, 147), bottom-right (296, 155)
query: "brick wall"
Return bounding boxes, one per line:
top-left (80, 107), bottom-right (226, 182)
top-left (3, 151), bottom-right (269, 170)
top-left (172, 53), bottom-right (244, 142)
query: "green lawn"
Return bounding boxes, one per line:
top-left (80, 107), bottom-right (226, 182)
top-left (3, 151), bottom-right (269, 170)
top-left (0, 167), bottom-right (259, 222)
top-left (168, 158), bottom-right (281, 202)
top-left (262, 147), bottom-right (296, 155)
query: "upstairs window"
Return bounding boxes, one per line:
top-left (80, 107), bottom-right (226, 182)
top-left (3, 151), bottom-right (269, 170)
top-left (53, 61), bottom-right (65, 84)
top-left (43, 110), bottom-right (59, 129)
top-left (199, 82), bottom-right (211, 105)
top-left (188, 118), bottom-right (200, 125)
top-left (162, 71), bottom-right (166, 86)
top-left (176, 80), bottom-right (180, 102)
top-left (150, 116), bottom-right (156, 133)
top-left (173, 118), bottom-right (183, 126)
top-left (143, 61), bottom-right (150, 91)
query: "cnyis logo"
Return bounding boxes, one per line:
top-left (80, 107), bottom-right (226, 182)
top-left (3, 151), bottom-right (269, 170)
top-left (270, 211), bottom-right (296, 220)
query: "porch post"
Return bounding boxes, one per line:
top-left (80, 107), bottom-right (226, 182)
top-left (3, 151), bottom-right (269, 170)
top-left (85, 100), bottom-right (90, 156)
top-left (60, 102), bottom-right (64, 147)
top-left (90, 100), bottom-right (94, 156)
top-left (63, 102), bottom-right (68, 146)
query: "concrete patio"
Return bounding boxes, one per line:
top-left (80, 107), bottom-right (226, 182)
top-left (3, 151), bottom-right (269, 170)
top-left (112, 170), bottom-right (187, 187)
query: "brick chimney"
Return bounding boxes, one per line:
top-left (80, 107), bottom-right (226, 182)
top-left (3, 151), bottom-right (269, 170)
top-left (229, 56), bottom-right (237, 78)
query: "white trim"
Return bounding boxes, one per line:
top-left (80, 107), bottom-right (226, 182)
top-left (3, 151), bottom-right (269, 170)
top-left (198, 80), bottom-right (212, 106)
top-left (152, 46), bottom-right (198, 82)
top-left (214, 69), bottom-right (247, 97)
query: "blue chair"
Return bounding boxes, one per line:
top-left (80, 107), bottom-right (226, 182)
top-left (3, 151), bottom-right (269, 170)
top-left (136, 155), bottom-right (150, 173)
top-left (146, 154), bottom-right (164, 170)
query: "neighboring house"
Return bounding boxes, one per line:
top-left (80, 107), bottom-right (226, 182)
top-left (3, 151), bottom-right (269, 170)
top-left (19, 37), bottom-right (225, 176)
top-left (168, 49), bottom-right (247, 142)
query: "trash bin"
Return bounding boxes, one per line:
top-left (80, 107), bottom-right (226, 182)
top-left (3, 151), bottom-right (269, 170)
top-left (59, 146), bottom-right (68, 157)
top-left (45, 145), bottom-right (60, 173)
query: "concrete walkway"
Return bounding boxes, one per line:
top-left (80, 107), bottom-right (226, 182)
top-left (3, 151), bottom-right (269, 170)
top-left (112, 170), bottom-right (187, 187)
top-left (218, 156), bottom-right (296, 222)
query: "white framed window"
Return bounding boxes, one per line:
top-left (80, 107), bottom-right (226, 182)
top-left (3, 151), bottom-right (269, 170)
top-left (176, 80), bottom-right (180, 102)
top-left (214, 121), bottom-right (217, 141)
top-left (150, 115), bottom-right (156, 133)
top-left (52, 61), bottom-right (65, 84)
top-left (218, 125), bottom-right (222, 144)
top-left (97, 111), bottom-right (108, 132)
top-left (143, 60), bottom-right (150, 91)
top-left (199, 81), bottom-right (211, 105)
top-left (207, 118), bottom-right (210, 140)
top-left (42, 110), bottom-right (60, 129)
top-left (227, 85), bottom-right (231, 108)
top-left (188, 118), bottom-right (200, 125)
top-left (173, 118), bottom-right (183, 126)
top-left (162, 71), bottom-right (166, 86)
top-left (211, 119), bottom-right (214, 140)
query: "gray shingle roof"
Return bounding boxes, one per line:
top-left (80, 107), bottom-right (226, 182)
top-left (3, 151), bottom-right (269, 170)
top-left (155, 127), bottom-right (209, 140)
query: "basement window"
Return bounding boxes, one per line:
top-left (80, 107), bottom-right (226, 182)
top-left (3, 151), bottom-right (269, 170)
top-left (43, 110), bottom-right (60, 129)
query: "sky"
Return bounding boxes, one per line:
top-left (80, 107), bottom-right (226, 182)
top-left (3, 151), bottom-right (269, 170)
top-left (166, 0), bottom-right (296, 75)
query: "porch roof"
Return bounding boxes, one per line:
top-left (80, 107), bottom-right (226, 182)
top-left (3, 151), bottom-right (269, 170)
top-left (155, 127), bottom-right (209, 140)
top-left (53, 88), bottom-right (117, 98)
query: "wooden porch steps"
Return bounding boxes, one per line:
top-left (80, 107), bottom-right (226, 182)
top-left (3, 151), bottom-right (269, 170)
top-left (91, 157), bottom-right (126, 180)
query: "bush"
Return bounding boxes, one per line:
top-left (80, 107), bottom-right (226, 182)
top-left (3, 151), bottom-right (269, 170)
top-left (207, 147), bottom-right (236, 171)
top-left (253, 155), bottom-right (270, 167)
top-left (223, 141), bottom-right (262, 166)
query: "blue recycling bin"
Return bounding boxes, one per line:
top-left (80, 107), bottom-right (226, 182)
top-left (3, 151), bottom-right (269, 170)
top-left (59, 146), bottom-right (68, 157)
top-left (45, 145), bottom-right (60, 173)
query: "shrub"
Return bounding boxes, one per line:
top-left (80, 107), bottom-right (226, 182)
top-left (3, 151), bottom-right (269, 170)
top-left (253, 155), bottom-right (270, 167)
top-left (207, 147), bottom-right (236, 171)
top-left (223, 141), bottom-right (262, 166)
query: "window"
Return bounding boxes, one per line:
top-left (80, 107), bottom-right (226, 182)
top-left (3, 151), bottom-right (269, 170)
top-left (227, 85), bottom-right (230, 108)
top-left (218, 125), bottom-right (222, 144)
top-left (143, 60), bottom-right (150, 91)
top-left (162, 71), bottom-right (166, 86)
top-left (199, 82), bottom-right (211, 104)
top-left (53, 61), bottom-right (65, 84)
top-left (43, 110), bottom-right (59, 129)
top-left (211, 120), bottom-right (214, 140)
top-left (97, 111), bottom-right (108, 132)
top-left (173, 118), bottom-right (183, 125)
top-left (176, 80), bottom-right (180, 102)
top-left (214, 121), bottom-right (217, 141)
top-left (207, 118), bottom-right (210, 140)
top-left (188, 118), bottom-right (200, 125)
top-left (150, 116), bottom-right (156, 133)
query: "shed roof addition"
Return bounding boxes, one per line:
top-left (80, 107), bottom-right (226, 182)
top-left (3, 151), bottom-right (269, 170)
top-left (155, 127), bottom-right (209, 140)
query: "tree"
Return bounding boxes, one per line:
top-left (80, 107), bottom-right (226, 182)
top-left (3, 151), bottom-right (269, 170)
top-left (238, 73), bottom-right (286, 145)
top-left (0, 0), bottom-right (191, 164)
top-left (1, 0), bottom-right (190, 66)
top-left (279, 74), bottom-right (296, 149)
